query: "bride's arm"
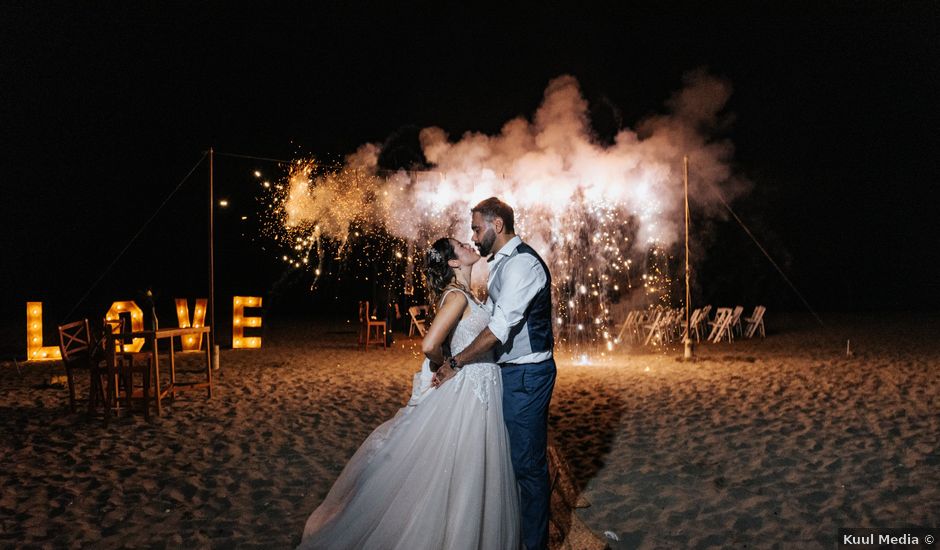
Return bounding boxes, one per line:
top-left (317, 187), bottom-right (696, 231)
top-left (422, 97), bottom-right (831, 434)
top-left (431, 325), bottom-right (499, 388)
top-left (421, 292), bottom-right (468, 369)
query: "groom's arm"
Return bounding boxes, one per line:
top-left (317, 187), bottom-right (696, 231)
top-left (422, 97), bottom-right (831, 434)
top-left (451, 326), bottom-right (500, 367)
top-left (453, 255), bottom-right (546, 368)
top-left (435, 256), bottom-right (547, 387)
top-left (433, 326), bottom-right (499, 387)
top-left (487, 256), bottom-right (545, 349)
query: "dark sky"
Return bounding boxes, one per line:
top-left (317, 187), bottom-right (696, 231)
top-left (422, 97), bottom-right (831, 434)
top-left (2, 2), bottom-right (938, 335)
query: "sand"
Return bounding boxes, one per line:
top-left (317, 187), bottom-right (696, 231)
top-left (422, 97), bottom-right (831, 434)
top-left (0, 313), bottom-right (937, 549)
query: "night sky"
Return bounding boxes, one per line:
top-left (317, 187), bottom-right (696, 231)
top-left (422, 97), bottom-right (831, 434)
top-left (2, 3), bottom-right (938, 348)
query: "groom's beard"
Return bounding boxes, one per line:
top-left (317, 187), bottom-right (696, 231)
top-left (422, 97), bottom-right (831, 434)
top-left (476, 228), bottom-right (496, 257)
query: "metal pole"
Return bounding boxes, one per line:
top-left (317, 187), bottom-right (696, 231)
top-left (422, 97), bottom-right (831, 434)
top-left (209, 147), bottom-right (218, 369)
top-left (683, 156), bottom-right (694, 360)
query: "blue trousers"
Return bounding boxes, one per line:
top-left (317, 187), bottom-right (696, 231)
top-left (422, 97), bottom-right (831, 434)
top-left (500, 358), bottom-right (556, 550)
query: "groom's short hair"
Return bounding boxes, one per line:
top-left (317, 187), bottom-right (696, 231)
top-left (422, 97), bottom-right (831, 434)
top-left (471, 197), bottom-right (514, 233)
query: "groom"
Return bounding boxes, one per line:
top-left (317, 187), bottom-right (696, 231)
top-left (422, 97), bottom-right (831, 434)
top-left (435, 196), bottom-right (556, 550)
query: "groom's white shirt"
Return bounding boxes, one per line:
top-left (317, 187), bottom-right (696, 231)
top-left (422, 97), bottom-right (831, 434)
top-left (486, 236), bottom-right (553, 364)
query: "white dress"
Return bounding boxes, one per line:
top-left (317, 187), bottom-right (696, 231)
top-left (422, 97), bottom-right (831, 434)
top-left (298, 290), bottom-right (520, 550)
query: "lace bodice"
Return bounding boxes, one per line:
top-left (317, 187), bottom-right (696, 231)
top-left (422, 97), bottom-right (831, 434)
top-left (439, 289), bottom-right (499, 406)
top-left (408, 289), bottom-right (501, 408)
top-left (446, 291), bottom-right (494, 362)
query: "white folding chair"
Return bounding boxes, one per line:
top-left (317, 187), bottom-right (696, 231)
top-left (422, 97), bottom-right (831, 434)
top-left (669, 307), bottom-right (685, 342)
top-left (730, 305), bottom-right (745, 338)
top-left (408, 305), bottom-right (429, 337)
top-left (696, 305), bottom-right (712, 338)
top-left (630, 310), bottom-right (648, 344)
top-left (643, 310), bottom-right (666, 345)
top-left (614, 310), bottom-right (637, 344)
top-left (682, 308), bottom-right (703, 342)
top-left (708, 307), bottom-right (734, 343)
top-left (744, 305), bottom-right (766, 339)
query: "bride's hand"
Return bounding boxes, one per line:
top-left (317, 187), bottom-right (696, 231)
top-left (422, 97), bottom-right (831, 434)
top-left (431, 364), bottom-right (457, 388)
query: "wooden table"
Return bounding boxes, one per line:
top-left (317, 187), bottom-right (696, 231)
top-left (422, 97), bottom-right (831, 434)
top-left (110, 326), bottom-right (212, 416)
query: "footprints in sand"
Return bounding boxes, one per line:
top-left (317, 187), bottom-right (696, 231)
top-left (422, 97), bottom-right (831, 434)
top-left (1, 320), bottom-right (937, 547)
top-left (549, 330), bottom-right (940, 547)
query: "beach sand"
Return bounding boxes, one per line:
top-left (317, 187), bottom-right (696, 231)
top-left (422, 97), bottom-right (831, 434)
top-left (1, 313), bottom-right (937, 548)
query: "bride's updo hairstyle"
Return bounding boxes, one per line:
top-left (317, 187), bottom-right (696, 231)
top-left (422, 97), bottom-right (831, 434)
top-left (425, 237), bottom-right (458, 306)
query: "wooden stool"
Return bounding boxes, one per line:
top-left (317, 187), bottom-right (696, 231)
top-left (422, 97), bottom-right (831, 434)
top-left (358, 301), bottom-right (387, 350)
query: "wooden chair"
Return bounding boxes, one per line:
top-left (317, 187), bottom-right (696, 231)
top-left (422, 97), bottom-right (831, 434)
top-left (744, 305), bottom-right (766, 339)
top-left (104, 318), bottom-right (156, 421)
top-left (408, 305), bottom-right (429, 337)
top-left (58, 319), bottom-right (108, 415)
top-left (358, 301), bottom-right (387, 350)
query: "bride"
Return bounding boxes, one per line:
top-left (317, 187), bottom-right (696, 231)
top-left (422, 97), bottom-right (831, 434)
top-left (298, 238), bottom-right (520, 550)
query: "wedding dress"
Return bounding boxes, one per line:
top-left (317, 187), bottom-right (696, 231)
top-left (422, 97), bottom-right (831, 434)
top-left (298, 289), bottom-right (520, 550)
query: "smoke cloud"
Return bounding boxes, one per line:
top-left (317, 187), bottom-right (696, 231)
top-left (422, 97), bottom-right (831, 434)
top-left (276, 70), bottom-right (749, 330)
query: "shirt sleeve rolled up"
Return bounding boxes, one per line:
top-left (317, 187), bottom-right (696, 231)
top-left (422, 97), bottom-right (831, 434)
top-left (487, 254), bottom-right (548, 344)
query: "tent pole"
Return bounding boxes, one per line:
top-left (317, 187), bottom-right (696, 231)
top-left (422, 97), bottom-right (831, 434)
top-left (683, 156), bottom-right (694, 360)
top-left (209, 147), bottom-right (217, 369)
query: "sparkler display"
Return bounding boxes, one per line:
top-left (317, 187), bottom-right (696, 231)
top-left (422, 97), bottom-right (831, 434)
top-left (258, 72), bottom-right (747, 355)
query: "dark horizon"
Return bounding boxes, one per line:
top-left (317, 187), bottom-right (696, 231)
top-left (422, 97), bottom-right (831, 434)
top-left (2, 3), bottom-right (938, 354)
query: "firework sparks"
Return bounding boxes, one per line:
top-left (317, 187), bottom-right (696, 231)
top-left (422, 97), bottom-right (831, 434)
top-left (259, 71), bottom-right (747, 354)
